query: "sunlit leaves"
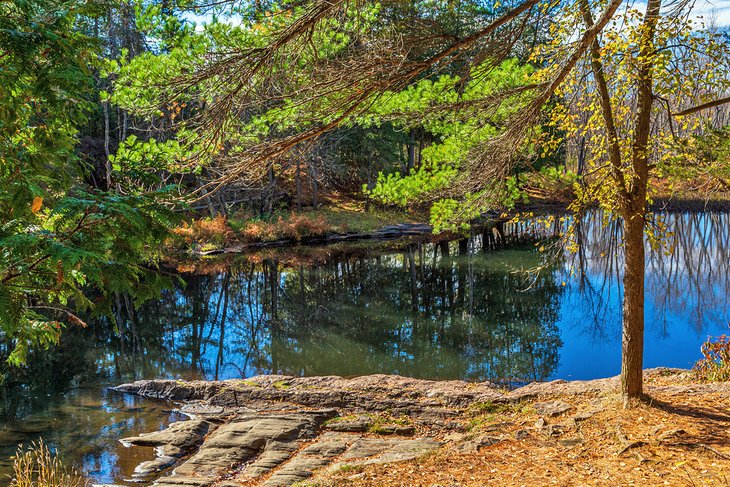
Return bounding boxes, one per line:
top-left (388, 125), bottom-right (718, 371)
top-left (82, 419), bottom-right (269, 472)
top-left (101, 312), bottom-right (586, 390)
top-left (0, 0), bottom-right (176, 365)
top-left (364, 59), bottom-right (535, 213)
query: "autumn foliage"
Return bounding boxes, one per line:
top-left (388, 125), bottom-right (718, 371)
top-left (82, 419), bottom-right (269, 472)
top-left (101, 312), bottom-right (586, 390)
top-left (172, 215), bottom-right (235, 249)
top-left (693, 334), bottom-right (730, 382)
top-left (240, 213), bottom-right (333, 242)
top-left (172, 213), bottom-right (336, 251)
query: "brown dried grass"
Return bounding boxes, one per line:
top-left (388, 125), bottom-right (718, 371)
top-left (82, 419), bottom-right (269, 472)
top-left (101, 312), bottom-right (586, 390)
top-left (172, 215), bottom-right (235, 249)
top-left (239, 213), bottom-right (333, 242)
top-left (10, 440), bottom-right (88, 487)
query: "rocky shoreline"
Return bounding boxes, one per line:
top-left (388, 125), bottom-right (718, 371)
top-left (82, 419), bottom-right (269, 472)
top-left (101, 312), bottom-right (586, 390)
top-left (110, 369), bottom-right (727, 487)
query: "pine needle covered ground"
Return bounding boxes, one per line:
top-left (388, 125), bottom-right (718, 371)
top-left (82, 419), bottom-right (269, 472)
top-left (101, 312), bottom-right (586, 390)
top-left (316, 371), bottom-right (730, 486)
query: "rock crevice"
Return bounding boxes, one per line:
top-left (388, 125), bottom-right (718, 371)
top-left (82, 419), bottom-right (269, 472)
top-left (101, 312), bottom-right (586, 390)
top-left (113, 369), bottom-right (689, 486)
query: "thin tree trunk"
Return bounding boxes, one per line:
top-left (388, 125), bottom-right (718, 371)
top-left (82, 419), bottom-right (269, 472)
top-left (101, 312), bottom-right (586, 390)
top-left (365, 162), bottom-right (372, 213)
top-left (296, 158), bottom-right (302, 210)
top-left (217, 193), bottom-right (229, 217)
top-left (310, 163), bottom-right (319, 209)
top-left (121, 109), bottom-right (128, 140)
top-left (417, 133), bottom-right (424, 168)
top-left (620, 0), bottom-right (660, 404)
top-left (200, 184), bottom-right (217, 217)
top-left (103, 101), bottom-right (111, 190)
top-left (406, 128), bottom-right (416, 174)
top-left (116, 107), bottom-right (122, 140)
top-left (577, 135), bottom-right (586, 177)
top-left (266, 165), bottom-right (276, 214)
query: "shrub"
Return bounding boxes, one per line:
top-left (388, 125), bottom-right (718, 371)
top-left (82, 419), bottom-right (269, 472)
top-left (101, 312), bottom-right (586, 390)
top-left (278, 214), bottom-right (330, 241)
top-left (241, 220), bottom-right (279, 242)
top-left (10, 440), bottom-right (88, 487)
top-left (172, 215), bottom-right (234, 249)
top-left (239, 213), bottom-right (332, 242)
top-left (693, 334), bottom-right (730, 382)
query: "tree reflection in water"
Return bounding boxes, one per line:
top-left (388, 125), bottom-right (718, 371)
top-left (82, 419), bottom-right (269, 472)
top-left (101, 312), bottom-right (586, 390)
top-left (73, 210), bottom-right (727, 388)
top-left (564, 211), bottom-right (730, 339)
top-left (2, 211), bottom-right (728, 486)
top-left (3, 211), bottom-right (730, 415)
top-left (141, 238), bottom-right (564, 385)
top-left (139, 211), bottom-right (729, 385)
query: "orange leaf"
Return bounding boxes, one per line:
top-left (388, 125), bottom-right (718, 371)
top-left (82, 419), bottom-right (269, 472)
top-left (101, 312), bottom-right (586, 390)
top-left (31, 196), bottom-right (43, 214)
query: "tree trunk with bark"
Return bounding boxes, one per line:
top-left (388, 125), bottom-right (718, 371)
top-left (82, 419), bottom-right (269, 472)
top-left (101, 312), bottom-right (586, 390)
top-left (621, 211), bottom-right (646, 403)
top-left (310, 163), bottom-right (319, 209)
top-left (295, 158), bottom-right (302, 210)
top-left (619, 0), bottom-right (660, 405)
top-left (406, 128), bottom-right (417, 174)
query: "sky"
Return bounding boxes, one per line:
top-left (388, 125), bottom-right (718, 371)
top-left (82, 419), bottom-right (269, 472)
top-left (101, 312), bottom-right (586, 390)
top-left (183, 0), bottom-right (730, 29)
top-left (695, 0), bottom-right (730, 26)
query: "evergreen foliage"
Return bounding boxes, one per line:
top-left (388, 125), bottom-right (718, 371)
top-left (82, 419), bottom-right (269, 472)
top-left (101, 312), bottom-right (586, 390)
top-left (0, 0), bottom-right (174, 365)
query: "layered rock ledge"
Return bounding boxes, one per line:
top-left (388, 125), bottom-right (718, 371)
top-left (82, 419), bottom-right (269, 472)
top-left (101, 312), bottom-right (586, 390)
top-left (111, 369), bottom-right (727, 486)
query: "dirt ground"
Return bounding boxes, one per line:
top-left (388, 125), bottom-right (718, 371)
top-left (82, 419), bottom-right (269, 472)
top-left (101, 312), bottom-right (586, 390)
top-left (317, 372), bottom-right (730, 487)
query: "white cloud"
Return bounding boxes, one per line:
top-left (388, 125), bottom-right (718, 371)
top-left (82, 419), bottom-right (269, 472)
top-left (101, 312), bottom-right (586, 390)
top-left (181, 12), bottom-right (244, 33)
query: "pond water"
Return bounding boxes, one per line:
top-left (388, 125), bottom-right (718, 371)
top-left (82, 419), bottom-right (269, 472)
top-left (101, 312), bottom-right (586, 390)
top-left (1, 211), bottom-right (728, 485)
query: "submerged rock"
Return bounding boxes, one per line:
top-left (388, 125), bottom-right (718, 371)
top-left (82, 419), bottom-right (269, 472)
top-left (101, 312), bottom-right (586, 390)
top-left (121, 418), bottom-right (211, 457)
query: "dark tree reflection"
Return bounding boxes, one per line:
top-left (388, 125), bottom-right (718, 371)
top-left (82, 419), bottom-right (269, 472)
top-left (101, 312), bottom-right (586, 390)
top-left (565, 211), bottom-right (730, 337)
top-left (3, 211), bottom-right (729, 486)
top-left (119, 239), bottom-right (565, 383)
top-left (3, 211), bottom-right (728, 404)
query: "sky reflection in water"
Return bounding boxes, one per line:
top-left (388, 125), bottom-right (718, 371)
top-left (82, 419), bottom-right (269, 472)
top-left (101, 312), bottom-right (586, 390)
top-left (0, 210), bottom-right (728, 485)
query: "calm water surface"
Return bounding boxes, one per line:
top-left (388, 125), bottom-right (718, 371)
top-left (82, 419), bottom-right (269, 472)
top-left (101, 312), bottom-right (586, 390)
top-left (1, 211), bottom-right (728, 485)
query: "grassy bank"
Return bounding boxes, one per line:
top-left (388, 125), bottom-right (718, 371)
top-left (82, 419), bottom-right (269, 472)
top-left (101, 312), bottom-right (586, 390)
top-left (168, 206), bottom-right (422, 254)
top-left (166, 189), bottom-right (730, 255)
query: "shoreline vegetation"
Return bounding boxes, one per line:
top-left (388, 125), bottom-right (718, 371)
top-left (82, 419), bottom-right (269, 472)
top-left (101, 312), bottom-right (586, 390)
top-left (166, 195), bottom-right (730, 256)
top-left (107, 368), bottom-right (730, 487)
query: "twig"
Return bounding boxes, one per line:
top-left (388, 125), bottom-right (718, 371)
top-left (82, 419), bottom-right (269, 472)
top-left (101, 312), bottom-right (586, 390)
top-left (616, 423), bottom-right (648, 455)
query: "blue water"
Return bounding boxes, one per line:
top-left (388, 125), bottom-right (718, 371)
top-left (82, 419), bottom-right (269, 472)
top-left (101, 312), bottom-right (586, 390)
top-left (1, 210), bottom-right (728, 484)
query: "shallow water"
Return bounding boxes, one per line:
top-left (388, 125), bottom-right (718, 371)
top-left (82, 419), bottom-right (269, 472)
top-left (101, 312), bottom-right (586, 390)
top-left (1, 211), bottom-right (728, 484)
top-left (0, 384), bottom-right (186, 485)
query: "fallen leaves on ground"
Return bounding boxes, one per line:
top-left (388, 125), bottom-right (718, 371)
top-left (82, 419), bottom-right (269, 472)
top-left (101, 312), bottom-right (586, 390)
top-left (318, 373), bottom-right (730, 487)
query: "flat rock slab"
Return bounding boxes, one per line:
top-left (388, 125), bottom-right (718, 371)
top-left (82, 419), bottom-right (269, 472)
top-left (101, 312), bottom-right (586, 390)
top-left (113, 370), bottom-right (691, 486)
top-left (263, 435), bottom-right (440, 486)
top-left (133, 419), bottom-right (439, 487)
top-left (172, 411), bottom-right (336, 480)
top-left (534, 400), bottom-right (572, 417)
top-left (113, 374), bottom-right (506, 419)
top-left (122, 418), bottom-right (211, 457)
